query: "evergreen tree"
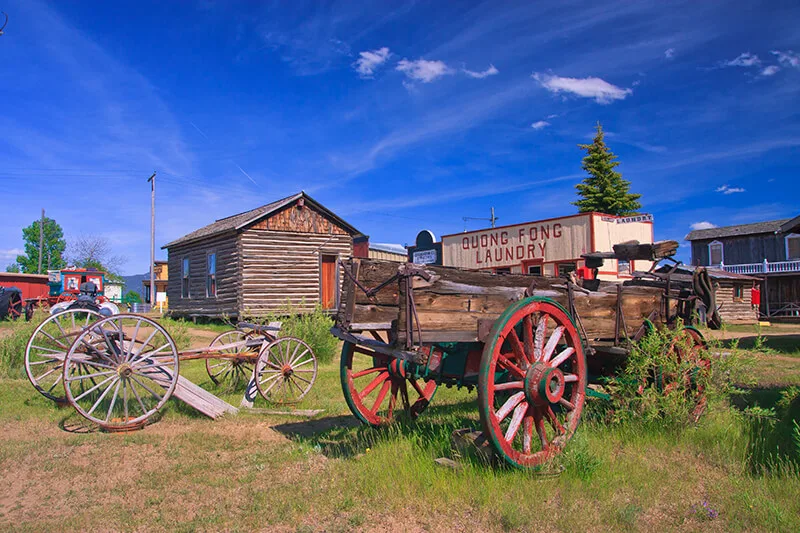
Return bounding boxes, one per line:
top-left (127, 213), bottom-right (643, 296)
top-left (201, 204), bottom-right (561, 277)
top-left (573, 122), bottom-right (642, 215)
top-left (16, 217), bottom-right (67, 273)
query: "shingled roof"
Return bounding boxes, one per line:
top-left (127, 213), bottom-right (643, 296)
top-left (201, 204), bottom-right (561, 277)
top-left (685, 219), bottom-right (790, 241)
top-left (163, 191), bottom-right (362, 248)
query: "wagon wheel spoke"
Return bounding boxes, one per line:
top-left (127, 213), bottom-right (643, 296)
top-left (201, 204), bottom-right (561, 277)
top-left (533, 314), bottom-right (547, 361)
top-left (255, 337), bottom-right (317, 404)
top-left (399, 380), bottom-right (411, 416)
top-left (506, 329), bottom-right (530, 368)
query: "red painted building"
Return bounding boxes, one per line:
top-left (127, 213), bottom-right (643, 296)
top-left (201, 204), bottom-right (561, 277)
top-left (0, 273), bottom-right (50, 300)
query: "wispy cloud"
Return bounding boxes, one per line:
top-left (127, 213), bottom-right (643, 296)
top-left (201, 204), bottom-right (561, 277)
top-left (353, 47), bottom-right (391, 78)
top-left (396, 58), bottom-right (453, 83)
top-left (531, 120), bottom-right (551, 130)
top-left (772, 50), bottom-right (799, 69)
top-left (664, 48), bottom-right (675, 59)
top-left (690, 221), bottom-right (716, 230)
top-left (463, 64), bottom-right (499, 79)
top-left (760, 65), bottom-right (781, 77)
top-left (716, 184), bottom-right (745, 194)
top-left (722, 52), bottom-right (761, 67)
top-left (532, 72), bottom-right (632, 104)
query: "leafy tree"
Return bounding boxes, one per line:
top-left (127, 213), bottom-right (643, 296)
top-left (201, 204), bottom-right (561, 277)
top-left (573, 122), bottom-right (642, 215)
top-left (16, 217), bottom-right (67, 273)
top-left (124, 290), bottom-right (142, 303)
top-left (68, 235), bottom-right (126, 277)
top-left (5, 263), bottom-right (20, 273)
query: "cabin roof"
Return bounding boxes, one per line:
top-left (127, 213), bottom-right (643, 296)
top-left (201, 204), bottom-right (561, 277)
top-left (685, 218), bottom-right (791, 241)
top-left (778, 214), bottom-right (800, 235)
top-left (369, 242), bottom-right (407, 255)
top-left (163, 191), bottom-right (363, 248)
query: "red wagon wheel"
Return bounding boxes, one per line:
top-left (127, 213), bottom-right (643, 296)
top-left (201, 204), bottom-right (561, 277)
top-left (340, 333), bottom-right (438, 427)
top-left (255, 337), bottom-right (317, 404)
top-left (478, 297), bottom-right (587, 469)
top-left (205, 330), bottom-right (257, 386)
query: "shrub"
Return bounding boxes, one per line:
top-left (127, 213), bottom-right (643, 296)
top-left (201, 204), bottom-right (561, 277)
top-left (279, 305), bottom-right (338, 364)
top-left (745, 386), bottom-right (800, 474)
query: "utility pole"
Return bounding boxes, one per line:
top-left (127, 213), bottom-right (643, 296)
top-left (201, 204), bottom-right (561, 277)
top-left (38, 208), bottom-right (44, 274)
top-left (148, 172), bottom-right (156, 306)
top-left (462, 207), bottom-right (498, 232)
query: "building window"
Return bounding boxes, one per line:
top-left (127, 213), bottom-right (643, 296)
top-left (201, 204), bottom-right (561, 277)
top-left (787, 234), bottom-right (800, 260)
top-left (733, 285), bottom-right (744, 301)
top-left (527, 265), bottom-right (542, 276)
top-left (618, 260), bottom-right (631, 276)
top-left (495, 267), bottom-right (511, 274)
top-left (708, 241), bottom-right (724, 265)
top-left (181, 257), bottom-right (190, 298)
top-left (206, 253), bottom-right (216, 297)
top-left (558, 263), bottom-right (577, 276)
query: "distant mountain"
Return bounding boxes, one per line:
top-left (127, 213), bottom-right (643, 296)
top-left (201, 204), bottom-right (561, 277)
top-left (122, 273), bottom-right (148, 298)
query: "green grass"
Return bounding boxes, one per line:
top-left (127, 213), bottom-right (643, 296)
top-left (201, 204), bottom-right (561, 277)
top-left (1, 328), bottom-right (800, 531)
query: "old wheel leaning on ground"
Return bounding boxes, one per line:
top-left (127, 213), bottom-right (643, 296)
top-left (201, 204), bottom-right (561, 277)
top-left (659, 326), bottom-right (711, 422)
top-left (340, 332), bottom-right (438, 427)
top-left (205, 329), bottom-right (257, 386)
top-left (63, 314), bottom-right (179, 431)
top-left (255, 336), bottom-right (317, 404)
top-left (24, 309), bottom-right (102, 403)
top-left (478, 297), bottom-right (587, 469)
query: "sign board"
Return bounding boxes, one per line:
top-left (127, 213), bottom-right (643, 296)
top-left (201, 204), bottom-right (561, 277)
top-left (616, 214), bottom-right (653, 224)
top-left (156, 291), bottom-right (167, 303)
top-left (413, 249), bottom-right (437, 265)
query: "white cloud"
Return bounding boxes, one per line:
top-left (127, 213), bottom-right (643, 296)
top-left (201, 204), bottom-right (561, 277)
top-left (531, 120), bottom-right (550, 130)
top-left (690, 221), bottom-right (717, 230)
top-left (396, 58), bottom-right (452, 83)
top-left (722, 52), bottom-right (761, 67)
top-left (463, 64), bottom-right (499, 79)
top-left (532, 73), bottom-right (632, 104)
top-left (760, 65), bottom-right (780, 77)
top-left (772, 50), bottom-right (800, 69)
top-left (546, 114), bottom-right (558, 119)
top-left (0, 248), bottom-right (23, 263)
top-left (716, 184), bottom-right (745, 194)
top-left (664, 48), bottom-right (675, 59)
top-left (353, 47), bottom-right (391, 78)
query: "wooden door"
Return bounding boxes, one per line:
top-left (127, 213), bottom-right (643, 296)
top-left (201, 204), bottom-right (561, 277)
top-left (320, 255), bottom-right (337, 310)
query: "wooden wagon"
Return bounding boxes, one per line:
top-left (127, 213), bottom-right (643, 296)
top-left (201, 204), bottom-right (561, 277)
top-left (331, 245), bottom-right (717, 469)
top-left (24, 312), bottom-right (317, 431)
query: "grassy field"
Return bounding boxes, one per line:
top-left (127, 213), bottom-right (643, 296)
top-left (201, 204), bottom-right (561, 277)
top-left (1, 319), bottom-right (799, 532)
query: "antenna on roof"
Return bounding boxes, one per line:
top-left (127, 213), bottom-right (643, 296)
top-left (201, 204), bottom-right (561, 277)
top-left (462, 207), bottom-right (498, 232)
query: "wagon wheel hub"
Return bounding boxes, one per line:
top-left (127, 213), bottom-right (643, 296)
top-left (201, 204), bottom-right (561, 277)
top-left (117, 363), bottom-right (133, 379)
top-left (281, 365), bottom-right (293, 378)
top-left (524, 363), bottom-right (565, 406)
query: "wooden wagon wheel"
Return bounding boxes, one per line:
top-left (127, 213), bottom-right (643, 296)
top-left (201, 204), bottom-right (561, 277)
top-left (255, 337), bottom-right (317, 404)
top-left (63, 314), bottom-right (179, 431)
top-left (478, 297), bottom-right (587, 469)
top-left (658, 326), bottom-right (711, 422)
top-left (205, 330), bottom-right (258, 386)
top-left (340, 334), bottom-right (438, 427)
top-left (24, 309), bottom-right (102, 403)
top-left (5, 291), bottom-right (23, 320)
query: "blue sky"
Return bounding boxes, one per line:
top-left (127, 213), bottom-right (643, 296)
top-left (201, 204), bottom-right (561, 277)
top-left (1, 0), bottom-right (799, 275)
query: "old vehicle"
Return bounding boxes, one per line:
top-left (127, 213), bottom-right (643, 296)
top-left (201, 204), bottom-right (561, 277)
top-left (0, 286), bottom-right (24, 320)
top-left (22, 268), bottom-right (118, 319)
top-left (23, 312), bottom-right (317, 430)
top-left (331, 242), bottom-right (717, 469)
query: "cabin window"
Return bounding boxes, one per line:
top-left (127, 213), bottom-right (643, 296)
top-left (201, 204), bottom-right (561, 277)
top-left (527, 265), bottom-right (542, 276)
top-left (558, 263), bottom-right (577, 276)
top-left (494, 267), bottom-right (511, 274)
top-left (733, 285), bottom-right (744, 301)
top-left (708, 241), bottom-right (724, 265)
top-left (786, 234), bottom-right (800, 260)
top-left (181, 257), bottom-right (190, 298)
top-left (207, 253), bottom-right (217, 297)
top-left (618, 260), bottom-right (631, 276)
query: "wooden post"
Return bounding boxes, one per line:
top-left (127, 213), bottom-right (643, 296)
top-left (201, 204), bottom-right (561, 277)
top-left (38, 208), bottom-right (44, 274)
top-left (148, 172), bottom-right (156, 306)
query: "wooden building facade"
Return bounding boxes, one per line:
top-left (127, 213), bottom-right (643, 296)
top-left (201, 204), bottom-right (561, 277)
top-left (163, 192), bottom-right (363, 319)
top-left (687, 215), bottom-right (800, 318)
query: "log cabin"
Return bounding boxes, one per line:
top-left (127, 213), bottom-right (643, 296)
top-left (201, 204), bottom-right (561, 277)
top-left (163, 191), bottom-right (365, 319)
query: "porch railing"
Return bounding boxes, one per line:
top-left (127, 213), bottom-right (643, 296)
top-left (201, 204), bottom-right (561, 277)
top-left (719, 259), bottom-right (800, 275)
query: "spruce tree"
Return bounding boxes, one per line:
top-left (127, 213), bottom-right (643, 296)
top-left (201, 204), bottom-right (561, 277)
top-left (573, 122), bottom-right (642, 215)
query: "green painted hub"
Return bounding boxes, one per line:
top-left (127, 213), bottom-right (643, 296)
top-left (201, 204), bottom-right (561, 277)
top-left (524, 362), bottom-right (565, 406)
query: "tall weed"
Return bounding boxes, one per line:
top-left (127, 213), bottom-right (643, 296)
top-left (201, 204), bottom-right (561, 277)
top-left (249, 302), bottom-right (338, 364)
top-left (0, 310), bottom-right (47, 378)
top-left (745, 386), bottom-right (800, 474)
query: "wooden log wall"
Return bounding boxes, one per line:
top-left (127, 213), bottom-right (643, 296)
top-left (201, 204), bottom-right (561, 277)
top-left (239, 228), bottom-right (352, 316)
top-left (340, 259), bottom-right (673, 344)
top-left (167, 233), bottom-right (239, 318)
top-left (716, 282), bottom-right (757, 323)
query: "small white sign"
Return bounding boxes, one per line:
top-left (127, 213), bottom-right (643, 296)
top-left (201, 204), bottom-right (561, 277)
top-left (616, 214), bottom-right (653, 224)
top-left (413, 249), bottom-right (437, 264)
top-left (156, 291), bottom-right (167, 303)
